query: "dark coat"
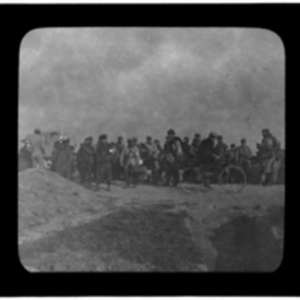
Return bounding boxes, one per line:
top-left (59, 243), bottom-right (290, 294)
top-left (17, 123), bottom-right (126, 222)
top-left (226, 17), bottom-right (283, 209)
top-left (96, 142), bottom-right (112, 164)
top-left (77, 144), bottom-right (94, 166)
top-left (53, 146), bottom-right (74, 177)
top-left (199, 137), bottom-right (215, 164)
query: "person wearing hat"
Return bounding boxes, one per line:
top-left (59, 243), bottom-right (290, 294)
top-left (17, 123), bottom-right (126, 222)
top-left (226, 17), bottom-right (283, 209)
top-left (95, 134), bottom-right (112, 191)
top-left (163, 129), bottom-right (183, 186)
top-left (76, 137), bottom-right (95, 184)
top-left (52, 136), bottom-right (74, 180)
top-left (258, 128), bottom-right (281, 185)
top-left (199, 132), bottom-right (218, 162)
top-left (235, 138), bottom-right (253, 174)
top-left (24, 128), bottom-right (46, 169)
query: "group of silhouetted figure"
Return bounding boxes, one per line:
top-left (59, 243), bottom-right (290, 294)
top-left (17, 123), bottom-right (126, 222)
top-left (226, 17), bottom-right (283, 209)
top-left (19, 127), bottom-right (284, 191)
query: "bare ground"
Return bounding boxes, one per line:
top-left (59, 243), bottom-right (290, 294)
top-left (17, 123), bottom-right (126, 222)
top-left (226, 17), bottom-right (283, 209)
top-left (18, 168), bottom-right (285, 272)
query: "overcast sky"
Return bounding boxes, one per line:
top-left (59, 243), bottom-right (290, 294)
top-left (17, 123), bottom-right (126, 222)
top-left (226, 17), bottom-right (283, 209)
top-left (19, 28), bottom-right (285, 149)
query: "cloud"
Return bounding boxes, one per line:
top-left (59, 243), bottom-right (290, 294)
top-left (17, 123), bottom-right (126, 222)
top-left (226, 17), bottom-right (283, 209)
top-left (19, 28), bottom-right (285, 149)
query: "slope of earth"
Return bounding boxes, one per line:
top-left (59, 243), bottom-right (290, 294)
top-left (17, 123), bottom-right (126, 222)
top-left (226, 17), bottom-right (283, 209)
top-left (19, 168), bottom-right (102, 244)
top-left (18, 169), bottom-right (285, 272)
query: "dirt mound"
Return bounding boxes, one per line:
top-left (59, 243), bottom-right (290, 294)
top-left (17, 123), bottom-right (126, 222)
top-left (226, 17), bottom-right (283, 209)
top-left (18, 168), bottom-right (96, 237)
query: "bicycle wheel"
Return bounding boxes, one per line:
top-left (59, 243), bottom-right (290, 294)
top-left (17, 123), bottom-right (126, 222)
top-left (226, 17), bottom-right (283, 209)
top-left (179, 168), bottom-right (202, 193)
top-left (218, 165), bottom-right (247, 193)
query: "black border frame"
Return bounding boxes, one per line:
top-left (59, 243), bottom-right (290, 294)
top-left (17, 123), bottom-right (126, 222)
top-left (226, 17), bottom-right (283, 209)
top-left (1, 3), bottom-right (296, 296)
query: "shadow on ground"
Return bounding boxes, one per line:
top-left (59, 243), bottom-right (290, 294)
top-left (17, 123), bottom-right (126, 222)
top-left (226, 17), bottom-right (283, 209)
top-left (211, 206), bottom-right (284, 272)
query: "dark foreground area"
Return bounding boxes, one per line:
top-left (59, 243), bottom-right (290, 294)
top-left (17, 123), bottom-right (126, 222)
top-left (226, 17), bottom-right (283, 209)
top-left (212, 205), bottom-right (284, 272)
top-left (19, 202), bottom-right (284, 272)
top-left (20, 204), bottom-right (203, 271)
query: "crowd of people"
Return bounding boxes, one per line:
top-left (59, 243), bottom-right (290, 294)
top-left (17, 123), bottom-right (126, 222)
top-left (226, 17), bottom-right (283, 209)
top-left (19, 127), bottom-right (283, 191)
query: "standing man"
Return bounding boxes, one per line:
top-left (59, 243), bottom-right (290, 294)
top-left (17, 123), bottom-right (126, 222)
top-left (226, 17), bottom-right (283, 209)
top-left (163, 129), bottom-right (183, 187)
top-left (53, 138), bottom-right (74, 180)
top-left (77, 137), bottom-right (95, 184)
top-left (257, 128), bottom-right (281, 185)
top-left (199, 132), bottom-right (218, 164)
top-left (25, 128), bottom-right (46, 169)
top-left (95, 134), bottom-right (112, 191)
top-left (235, 138), bottom-right (253, 174)
top-left (120, 138), bottom-right (144, 187)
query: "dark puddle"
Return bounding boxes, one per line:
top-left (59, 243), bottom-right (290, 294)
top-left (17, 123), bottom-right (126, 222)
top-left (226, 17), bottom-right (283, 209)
top-left (211, 206), bottom-right (284, 272)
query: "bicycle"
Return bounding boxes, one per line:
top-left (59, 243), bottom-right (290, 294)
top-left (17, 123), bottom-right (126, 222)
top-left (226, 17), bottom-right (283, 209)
top-left (179, 156), bottom-right (247, 194)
